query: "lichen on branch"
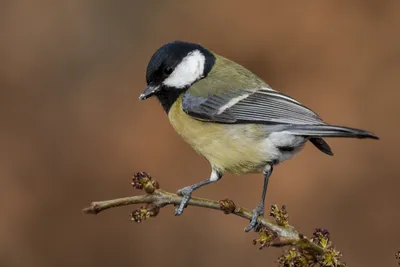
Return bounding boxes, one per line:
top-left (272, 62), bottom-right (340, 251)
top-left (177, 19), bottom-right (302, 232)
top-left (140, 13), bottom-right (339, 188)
top-left (83, 172), bottom-right (346, 267)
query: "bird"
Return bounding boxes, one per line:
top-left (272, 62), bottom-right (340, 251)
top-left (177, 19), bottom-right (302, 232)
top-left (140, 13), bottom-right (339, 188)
top-left (139, 41), bottom-right (379, 232)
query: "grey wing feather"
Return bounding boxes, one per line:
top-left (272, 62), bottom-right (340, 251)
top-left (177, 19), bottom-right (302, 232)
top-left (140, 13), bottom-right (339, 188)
top-left (182, 87), bottom-right (378, 155)
top-left (182, 88), bottom-right (324, 125)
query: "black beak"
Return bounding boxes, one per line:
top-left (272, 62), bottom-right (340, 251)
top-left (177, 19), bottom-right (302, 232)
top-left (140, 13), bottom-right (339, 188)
top-left (139, 85), bottom-right (160, 100)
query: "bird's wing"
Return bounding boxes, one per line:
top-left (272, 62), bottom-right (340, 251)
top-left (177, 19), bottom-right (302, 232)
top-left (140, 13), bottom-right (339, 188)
top-left (182, 87), bottom-right (325, 125)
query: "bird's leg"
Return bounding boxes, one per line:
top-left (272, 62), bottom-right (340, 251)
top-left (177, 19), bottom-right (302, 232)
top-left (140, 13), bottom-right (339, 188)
top-left (245, 164), bottom-right (273, 232)
top-left (174, 169), bottom-right (222, 216)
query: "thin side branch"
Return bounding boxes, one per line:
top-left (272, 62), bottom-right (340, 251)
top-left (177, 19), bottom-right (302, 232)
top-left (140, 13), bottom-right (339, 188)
top-left (83, 172), bottom-right (345, 266)
top-left (84, 189), bottom-right (300, 244)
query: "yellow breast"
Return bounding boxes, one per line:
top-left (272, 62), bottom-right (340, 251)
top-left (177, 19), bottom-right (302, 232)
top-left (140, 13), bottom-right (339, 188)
top-left (168, 95), bottom-right (270, 174)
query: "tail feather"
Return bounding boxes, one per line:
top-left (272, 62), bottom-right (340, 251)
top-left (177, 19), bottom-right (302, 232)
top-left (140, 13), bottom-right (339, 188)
top-left (310, 138), bottom-right (333, 156)
top-left (286, 124), bottom-right (379, 140)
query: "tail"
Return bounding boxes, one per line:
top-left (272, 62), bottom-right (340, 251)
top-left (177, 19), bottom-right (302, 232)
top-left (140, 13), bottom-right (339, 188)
top-left (310, 138), bottom-right (334, 156)
top-left (286, 124), bottom-right (379, 139)
top-left (286, 124), bottom-right (379, 156)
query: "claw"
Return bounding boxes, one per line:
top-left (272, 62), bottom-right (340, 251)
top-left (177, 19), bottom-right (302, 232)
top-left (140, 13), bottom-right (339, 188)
top-left (174, 187), bottom-right (193, 216)
top-left (245, 204), bottom-right (265, 232)
top-left (173, 175), bottom-right (220, 217)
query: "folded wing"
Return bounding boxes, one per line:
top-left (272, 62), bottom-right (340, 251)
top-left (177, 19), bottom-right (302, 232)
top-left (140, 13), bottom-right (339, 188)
top-left (182, 87), bottom-right (324, 125)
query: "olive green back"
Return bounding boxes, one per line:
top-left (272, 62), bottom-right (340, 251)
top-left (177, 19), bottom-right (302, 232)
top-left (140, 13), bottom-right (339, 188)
top-left (187, 54), bottom-right (268, 97)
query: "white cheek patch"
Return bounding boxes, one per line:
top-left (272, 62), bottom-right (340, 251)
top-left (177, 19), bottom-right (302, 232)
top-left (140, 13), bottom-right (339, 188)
top-left (163, 50), bottom-right (205, 88)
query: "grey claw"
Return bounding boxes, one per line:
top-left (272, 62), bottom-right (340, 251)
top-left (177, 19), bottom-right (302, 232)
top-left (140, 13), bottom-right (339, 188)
top-left (176, 187), bottom-right (192, 196)
top-left (174, 187), bottom-right (192, 216)
top-left (244, 211), bottom-right (259, 232)
top-left (244, 205), bottom-right (264, 232)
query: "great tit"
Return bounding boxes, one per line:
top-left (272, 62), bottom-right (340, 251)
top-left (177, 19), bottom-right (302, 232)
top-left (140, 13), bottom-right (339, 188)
top-left (139, 41), bottom-right (379, 232)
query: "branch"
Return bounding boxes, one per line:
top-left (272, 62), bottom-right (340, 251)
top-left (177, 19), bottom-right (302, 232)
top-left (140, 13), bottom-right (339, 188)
top-left (83, 172), bottom-right (346, 267)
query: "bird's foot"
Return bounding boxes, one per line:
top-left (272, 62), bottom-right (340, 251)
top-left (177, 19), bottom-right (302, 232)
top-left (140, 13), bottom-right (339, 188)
top-left (174, 186), bottom-right (193, 216)
top-left (244, 203), bottom-right (264, 232)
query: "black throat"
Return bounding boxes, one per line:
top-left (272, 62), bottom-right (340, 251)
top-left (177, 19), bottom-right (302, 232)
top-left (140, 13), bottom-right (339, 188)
top-left (156, 88), bottom-right (184, 113)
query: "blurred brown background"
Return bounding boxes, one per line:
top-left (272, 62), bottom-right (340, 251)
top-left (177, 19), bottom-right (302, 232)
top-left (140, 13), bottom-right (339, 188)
top-left (1, 1), bottom-right (399, 266)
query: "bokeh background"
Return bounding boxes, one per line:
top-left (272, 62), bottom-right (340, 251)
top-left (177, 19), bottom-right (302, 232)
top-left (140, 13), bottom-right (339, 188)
top-left (1, 1), bottom-right (399, 266)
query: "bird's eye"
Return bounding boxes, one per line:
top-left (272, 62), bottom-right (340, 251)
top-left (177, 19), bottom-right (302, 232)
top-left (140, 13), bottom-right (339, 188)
top-left (164, 66), bottom-right (173, 75)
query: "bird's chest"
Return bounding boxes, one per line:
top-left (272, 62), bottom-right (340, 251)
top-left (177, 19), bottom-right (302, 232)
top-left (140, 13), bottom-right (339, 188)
top-left (167, 96), bottom-right (271, 174)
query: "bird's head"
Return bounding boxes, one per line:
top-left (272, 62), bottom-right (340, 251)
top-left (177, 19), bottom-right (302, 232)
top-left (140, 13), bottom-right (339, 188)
top-left (139, 41), bottom-right (216, 100)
